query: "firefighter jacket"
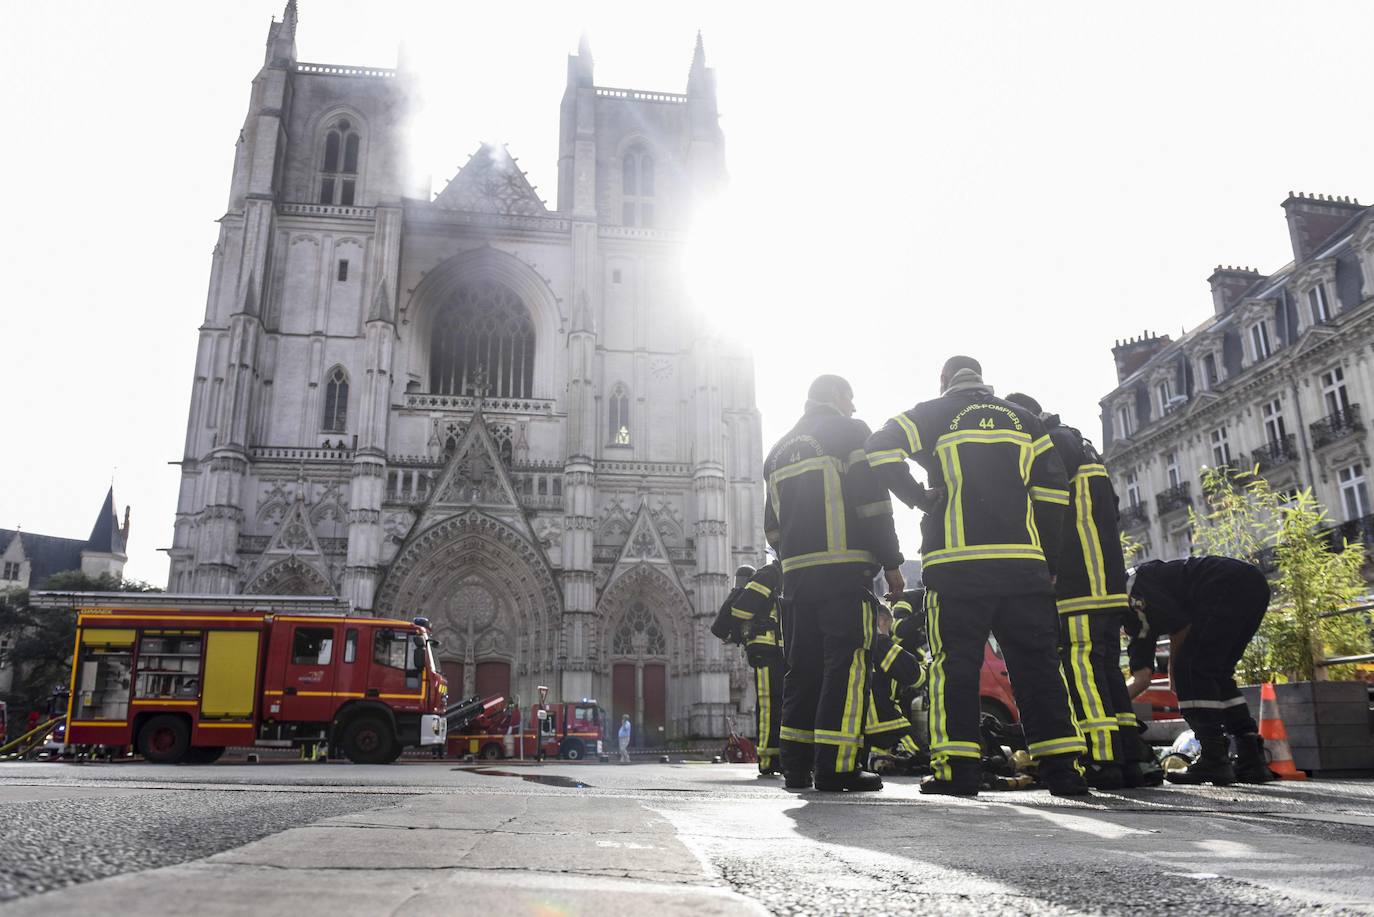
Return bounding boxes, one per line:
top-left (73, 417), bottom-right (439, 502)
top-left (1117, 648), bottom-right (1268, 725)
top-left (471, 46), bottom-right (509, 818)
top-left (764, 404), bottom-right (903, 601)
top-left (872, 632), bottom-right (925, 689)
top-left (865, 390), bottom-right (1069, 598)
top-left (1124, 556), bottom-right (1268, 673)
top-left (728, 562), bottom-right (785, 664)
top-left (1044, 415), bottom-right (1129, 615)
top-left (710, 585), bottom-right (748, 644)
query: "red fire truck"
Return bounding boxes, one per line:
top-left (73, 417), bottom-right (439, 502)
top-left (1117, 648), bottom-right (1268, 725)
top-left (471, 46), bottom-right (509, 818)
top-left (449, 695), bottom-right (605, 761)
top-left (39, 593), bottom-right (448, 765)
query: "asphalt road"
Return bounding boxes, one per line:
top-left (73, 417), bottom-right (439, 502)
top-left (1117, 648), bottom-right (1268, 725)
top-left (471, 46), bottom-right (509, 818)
top-left (0, 758), bottom-right (1372, 915)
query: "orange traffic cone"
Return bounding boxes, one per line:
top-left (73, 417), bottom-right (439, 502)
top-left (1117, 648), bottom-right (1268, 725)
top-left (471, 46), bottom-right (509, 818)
top-left (1259, 682), bottom-right (1307, 781)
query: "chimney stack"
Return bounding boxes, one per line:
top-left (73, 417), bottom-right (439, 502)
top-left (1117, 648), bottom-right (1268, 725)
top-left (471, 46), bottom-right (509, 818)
top-left (1281, 192), bottom-right (1364, 262)
top-left (1207, 265), bottom-right (1264, 315)
top-left (1111, 330), bottom-right (1172, 384)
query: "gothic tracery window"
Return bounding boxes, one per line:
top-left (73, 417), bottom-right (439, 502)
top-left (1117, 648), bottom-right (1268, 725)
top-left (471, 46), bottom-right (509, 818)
top-left (318, 117), bottom-right (361, 206)
top-left (609, 384), bottom-right (631, 445)
top-left (429, 280), bottom-right (536, 398)
top-left (611, 601), bottom-right (666, 657)
top-left (621, 146), bottom-right (655, 227)
top-left (322, 366), bottom-right (349, 432)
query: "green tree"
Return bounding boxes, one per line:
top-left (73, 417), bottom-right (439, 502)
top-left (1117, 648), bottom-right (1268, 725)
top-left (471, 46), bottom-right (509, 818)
top-left (1189, 466), bottom-right (1370, 683)
top-left (0, 572), bottom-right (160, 715)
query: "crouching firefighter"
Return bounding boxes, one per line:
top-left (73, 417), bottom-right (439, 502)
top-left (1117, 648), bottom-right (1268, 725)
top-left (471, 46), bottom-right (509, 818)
top-left (866, 597), bottom-right (928, 772)
top-left (728, 561), bottom-right (786, 776)
top-left (1004, 393), bottom-right (1161, 789)
top-left (1125, 556), bottom-right (1274, 785)
top-left (765, 374), bottom-right (906, 792)
top-left (866, 356), bottom-right (1089, 797)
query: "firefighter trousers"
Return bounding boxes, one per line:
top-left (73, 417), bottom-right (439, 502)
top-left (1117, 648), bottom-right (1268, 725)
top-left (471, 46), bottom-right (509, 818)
top-left (926, 589), bottom-right (1085, 781)
top-left (780, 591), bottom-right (874, 777)
top-left (1173, 577), bottom-right (1270, 742)
top-left (752, 653), bottom-right (785, 772)
top-left (1059, 611), bottom-right (1131, 763)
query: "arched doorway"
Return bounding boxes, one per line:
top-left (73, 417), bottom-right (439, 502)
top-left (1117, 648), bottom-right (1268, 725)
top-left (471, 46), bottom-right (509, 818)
top-left (609, 600), bottom-right (668, 748)
top-left (597, 564), bottom-right (693, 746)
top-left (375, 510), bottom-right (562, 707)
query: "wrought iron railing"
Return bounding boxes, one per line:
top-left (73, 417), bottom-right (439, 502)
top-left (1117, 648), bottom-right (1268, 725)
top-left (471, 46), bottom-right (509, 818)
top-left (1251, 434), bottom-right (1298, 473)
top-left (1119, 502), bottom-right (1149, 529)
top-left (1309, 404), bottom-right (1363, 449)
top-left (1155, 481), bottom-right (1192, 515)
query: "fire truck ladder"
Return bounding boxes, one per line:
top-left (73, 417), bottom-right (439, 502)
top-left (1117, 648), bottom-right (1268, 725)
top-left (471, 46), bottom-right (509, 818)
top-left (446, 694), bottom-right (507, 732)
top-left (27, 591), bottom-right (353, 614)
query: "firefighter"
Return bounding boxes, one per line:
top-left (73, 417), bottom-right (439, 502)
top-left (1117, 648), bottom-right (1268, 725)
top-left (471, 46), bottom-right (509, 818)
top-left (1004, 393), bottom-right (1161, 789)
top-left (764, 374), bottom-right (905, 792)
top-left (725, 560), bottom-right (786, 776)
top-left (866, 597), bottom-right (927, 771)
top-left (865, 356), bottom-right (1089, 797)
top-left (710, 564), bottom-right (757, 644)
top-left (1125, 556), bottom-right (1274, 785)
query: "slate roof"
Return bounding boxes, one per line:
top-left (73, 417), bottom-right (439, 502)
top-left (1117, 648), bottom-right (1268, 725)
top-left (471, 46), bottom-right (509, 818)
top-left (0, 529), bottom-right (87, 588)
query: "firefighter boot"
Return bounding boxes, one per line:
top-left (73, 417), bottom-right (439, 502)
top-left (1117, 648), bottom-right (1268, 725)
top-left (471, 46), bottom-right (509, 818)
top-left (1119, 729), bottom-right (1164, 787)
top-left (815, 769), bottom-right (884, 792)
top-left (919, 759), bottom-right (980, 797)
top-left (1039, 755), bottom-right (1090, 797)
top-left (1166, 738), bottom-right (1236, 786)
top-left (1232, 733), bottom-right (1276, 784)
top-left (1083, 761), bottom-right (1124, 790)
top-left (784, 770), bottom-right (813, 790)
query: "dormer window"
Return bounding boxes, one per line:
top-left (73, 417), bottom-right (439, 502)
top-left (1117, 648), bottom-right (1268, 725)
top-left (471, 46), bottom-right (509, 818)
top-left (1249, 320), bottom-right (1272, 362)
top-left (621, 146), bottom-right (655, 228)
top-left (1114, 402), bottom-right (1134, 440)
top-left (1154, 378), bottom-right (1172, 416)
top-left (1308, 284), bottom-right (1331, 324)
top-left (319, 117), bottom-right (361, 206)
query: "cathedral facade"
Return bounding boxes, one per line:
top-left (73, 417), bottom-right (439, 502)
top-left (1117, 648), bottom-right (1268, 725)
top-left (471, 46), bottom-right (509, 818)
top-left (168, 3), bottom-right (765, 739)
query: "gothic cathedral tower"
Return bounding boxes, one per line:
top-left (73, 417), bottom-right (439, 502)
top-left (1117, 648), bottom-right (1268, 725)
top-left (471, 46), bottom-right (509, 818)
top-left (169, 3), bottom-right (765, 740)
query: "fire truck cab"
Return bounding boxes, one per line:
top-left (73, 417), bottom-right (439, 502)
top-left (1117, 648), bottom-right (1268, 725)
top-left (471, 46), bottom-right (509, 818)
top-left (41, 593), bottom-right (448, 765)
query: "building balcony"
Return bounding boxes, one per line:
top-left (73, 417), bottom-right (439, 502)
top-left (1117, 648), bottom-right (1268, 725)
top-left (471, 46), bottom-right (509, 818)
top-left (1155, 481), bottom-right (1192, 516)
top-left (1309, 404), bottom-right (1363, 450)
top-left (1324, 513), bottom-right (1374, 550)
top-left (1119, 502), bottom-right (1149, 530)
top-left (1251, 434), bottom-right (1299, 473)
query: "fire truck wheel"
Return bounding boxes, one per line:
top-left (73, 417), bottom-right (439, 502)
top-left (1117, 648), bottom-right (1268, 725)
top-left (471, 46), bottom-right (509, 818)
top-left (560, 739), bottom-right (585, 761)
top-left (137, 715), bottom-right (190, 764)
top-left (480, 743), bottom-right (503, 760)
top-left (340, 714), bottom-right (398, 765)
top-left (184, 746), bottom-right (226, 764)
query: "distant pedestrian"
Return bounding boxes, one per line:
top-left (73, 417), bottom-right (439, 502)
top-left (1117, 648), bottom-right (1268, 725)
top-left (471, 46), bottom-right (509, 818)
top-left (27, 709), bottom-right (41, 734)
top-left (618, 714), bottom-right (632, 763)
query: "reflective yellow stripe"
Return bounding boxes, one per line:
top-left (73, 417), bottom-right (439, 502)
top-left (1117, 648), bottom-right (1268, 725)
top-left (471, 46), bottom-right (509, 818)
top-left (1074, 474), bottom-right (1108, 597)
top-left (938, 442), bottom-right (964, 548)
top-left (881, 641), bottom-right (904, 672)
top-left (894, 412), bottom-right (922, 453)
top-left (131, 700), bottom-right (198, 706)
top-left (780, 549), bottom-right (878, 572)
top-left (1074, 463), bottom-right (1108, 479)
top-left (925, 590), bottom-right (958, 779)
top-left (924, 544), bottom-right (1046, 566)
top-left (814, 729), bottom-right (864, 746)
top-left (731, 607), bottom-right (753, 620)
top-left (769, 455), bottom-right (847, 552)
top-left (1067, 615), bottom-right (1109, 758)
top-left (1030, 486), bottom-right (1070, 505)
top-left (1025, 492), bottom-right (1039, 551)
top-left (866, 448), bottom-right (907, 467)
top-left (1028, 737), bottom-right (1087, 757)
top-left (756, 666), bottom-right (774, 769)
top-left (780, 725), bottom-right (815, 743)
top-left (844, 448), bottom-right (868, 471)
top-left (746, 581), bottom-right (772, 597)
top-left (937, 429), bottom-right (1032, 449)
top-left (856, 498), bottom-right (893, 519)
top-left (1116, 712), bottom-right (1139, 727)
top-left (197, 722), bottom-right (253, 729)
top-left (1055, 594), bottom-right (1129, 614)
top-left (899, 734), bottom-right (921, 754)
top-left (833, 598), bottom-right (872, 773)
top-left (1031, 434), bottom-right (1055, 457)
top-left (866, 715), bottom-right (911, 733)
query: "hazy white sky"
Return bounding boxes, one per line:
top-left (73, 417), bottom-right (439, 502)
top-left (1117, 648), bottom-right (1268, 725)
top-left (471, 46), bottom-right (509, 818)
top-left (2, 1), bottom-right (1370, 584)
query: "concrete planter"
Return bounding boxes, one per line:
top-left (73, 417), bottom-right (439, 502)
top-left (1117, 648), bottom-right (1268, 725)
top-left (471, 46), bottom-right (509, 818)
top-left (1241, 681), bottom-right (1374, 775)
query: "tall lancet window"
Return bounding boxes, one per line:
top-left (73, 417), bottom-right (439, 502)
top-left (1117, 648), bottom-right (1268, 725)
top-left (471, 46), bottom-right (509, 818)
top-left (609, 384), bottom-right (631, 445)
top-left (322, 366), bottom-right (349, 432)
top-left (429, 280), bottom-right (536, 398)
top-left (621, 146), bottom-right (655, 227)
top-left (318, 117), bottom-right (361, 206)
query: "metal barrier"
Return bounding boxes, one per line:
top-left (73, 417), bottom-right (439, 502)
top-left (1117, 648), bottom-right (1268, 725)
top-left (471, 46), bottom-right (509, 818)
top-left (1316, 601), bottom-right (1374, 667)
